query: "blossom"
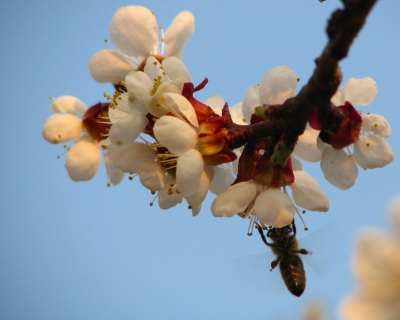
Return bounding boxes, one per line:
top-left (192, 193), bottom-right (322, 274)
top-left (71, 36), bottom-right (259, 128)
top-left (211, 159), bottom-right (329, 228)
top-left (42, 96), bottom-right (124, 184)
top-left (339, 197), bottom-right (400, 320)
top-left (241, 65), bottom-right (321, 162)
top-left (318, 78), bottom-right (394, 190)
top-left (152, 93), bottom-right (207, 204)
top-left (88, 6), bottom-right (195, 84)
top-left (242, 65), bottom-right (298, 123)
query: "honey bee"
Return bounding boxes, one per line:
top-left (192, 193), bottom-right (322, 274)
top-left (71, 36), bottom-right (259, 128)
top-left (256, 221), bottom-right (310, 297)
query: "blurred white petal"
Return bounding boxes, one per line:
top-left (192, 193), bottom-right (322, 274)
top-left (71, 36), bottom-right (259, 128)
top-left (42, 114), bottom-right (83, 144)
top-left (65, 137), bottom-right (100, 181)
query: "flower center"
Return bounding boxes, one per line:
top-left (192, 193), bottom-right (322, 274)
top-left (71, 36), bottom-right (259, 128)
top-left (82, 102), bottom-right (112, 141)
top-left (136, 54), bottom-right (165, 72)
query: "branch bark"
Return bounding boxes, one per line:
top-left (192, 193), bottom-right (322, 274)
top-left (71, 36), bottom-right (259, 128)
top-left (226, 0), bottom-right (378, 153)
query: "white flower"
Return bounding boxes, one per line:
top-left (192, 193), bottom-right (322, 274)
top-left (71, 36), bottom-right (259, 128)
top-left (319, 78), bottom-right (394, 190)
top-left (242, 65), bottom-right (298, 123)
top-left (241, 66), bottom-right (320, 162)
top-left (204, 95), bottom-right (245, 125)
top-left (102, 55), bottom-right (191, 151)
top-left (153, 94), bottom-right (206, 201)
top-left (211, 165), bottom-right (329, 228)
top-left (42, 96), bottom-right (124, 184)
top-left (88, 6), bottom-right (195, 84)
top-left (339, 197), bottom-right (400, 320)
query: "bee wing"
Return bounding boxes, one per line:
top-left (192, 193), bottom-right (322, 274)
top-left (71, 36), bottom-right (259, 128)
top-left (298, 222), bottom-right (341, 277)
top-left (231, 252), bottom-right (287, 295)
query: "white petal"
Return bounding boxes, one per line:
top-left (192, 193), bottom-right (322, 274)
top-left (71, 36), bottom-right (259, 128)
top-left (109, 114), bottom-right (148, 146)
top-left (113, 142), bottom-right (155, 173)
top-left (211, 181), bottom-right (257, 218)
top-left (331, 87), bottom-right (345, 106)
top-left (294, 126), bottom-right (322, 162)
top-left (104, 149), bottom-right (125, 186)
top-left (164, 92), bottom-right (198, 127)
top-left (176, 149), bottom-right (204, 197)
top-left (162, 57), bottom-right (191, 91)
top-left (164, 11), bottom-right (195, 58)
top-left (259, 65), bottom-right (297, 105)
top-left (242, 84), bottom-right (260, 123)
top-left (353, 135), bottom-right (394, 169)
top-left (125, 71), bottom-right (153, 114)
top-left (42, 114), bottom-right (83, 144)
top-left (144, 82), bottom-right (181, 117)
top-left (291, 171), bottom-right (329, 212)
top-left (184, 166), bottom-right (213, 207)
top-left (191, 204), bottom-right (202, 217)
top-left (255, 188), bottom-right (295, 227)
top-left (362, 114), bottom-right (391, 138)
top-left (230, 102), bottom-right (246, 125)
top-left (65, 138), bottom-right (100, 181)
top-left (88, 49), bottom-right (136, 84)
top-left (388, 197), bottom-right (400, 236)
top-left (352, 229), bottom-right (400, 291)
top-left (143, 56), bottom-right (166, 82)
top-left (341, 77), bottom-right (378, 106)
top-left (49, 96), bottom-right (88, 116)
top-left (291, 157), bottom-right (303, 171)
top-left (339, 293), bottom-right (390, 320)
top-left (204, 95), bottom-right (225, 115)
top-left (98, 137), bottom-right (112, 150)
top-left (320, 147), bottom-right (358, 190)
top-left (209, 164), bottom-right (235, 195)
top-left (108, 106), bottom-right (129, 124)
top-left (158, 176), bottom-right (183, 209)
top-left (110, 6), bottom-right (158, 57)
top-left (153, 116), bottom-right (197, 155)
top-left (139, 160), bottom-right (165, 191)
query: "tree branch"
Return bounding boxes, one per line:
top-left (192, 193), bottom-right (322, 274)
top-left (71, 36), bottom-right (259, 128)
top-left (226, 0), bottom-right (378, 153)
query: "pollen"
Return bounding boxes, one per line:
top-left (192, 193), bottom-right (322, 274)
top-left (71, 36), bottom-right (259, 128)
top-left (149, 76), bottom-right (163, 96)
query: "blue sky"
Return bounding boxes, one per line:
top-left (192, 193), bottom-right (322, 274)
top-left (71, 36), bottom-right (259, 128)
top-left (1, 1), bottom-right (399, 319)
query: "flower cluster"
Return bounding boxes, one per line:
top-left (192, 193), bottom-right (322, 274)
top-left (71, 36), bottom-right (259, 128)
top-left (339, 198), bottom-right (400, 320)
top-left (42, 5), bottom-right (394, 232)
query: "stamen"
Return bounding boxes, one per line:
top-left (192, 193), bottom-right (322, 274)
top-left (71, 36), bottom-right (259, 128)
top-left (247, 215), bottom-right (258, 236)
top-left (295, 207), bottom-right (308, 231)
top-left (56, 145), bottom-right (70, 159)
top-left (149, 193), bottom-right (158, 206)
top-left (159, 27), bottom-right (165, 55)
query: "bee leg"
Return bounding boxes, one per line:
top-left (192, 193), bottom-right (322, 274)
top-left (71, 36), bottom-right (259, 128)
top-left (299, 248), bottom-right (311, 256)
top-left (256, 223), bottom-right (272, 247)
top-left (270, 256), bottom-right (281, 272)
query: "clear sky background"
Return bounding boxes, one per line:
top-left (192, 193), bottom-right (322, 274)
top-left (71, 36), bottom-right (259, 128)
top-left (1, 1), bottom-right (399, 319)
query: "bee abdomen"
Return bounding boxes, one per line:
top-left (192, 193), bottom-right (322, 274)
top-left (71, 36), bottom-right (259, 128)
top-left (279, 255), bottom-right (306, 297)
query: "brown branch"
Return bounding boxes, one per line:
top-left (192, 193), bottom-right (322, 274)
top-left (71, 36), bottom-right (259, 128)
top-left (226, 0), bottom-right (378, 152)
